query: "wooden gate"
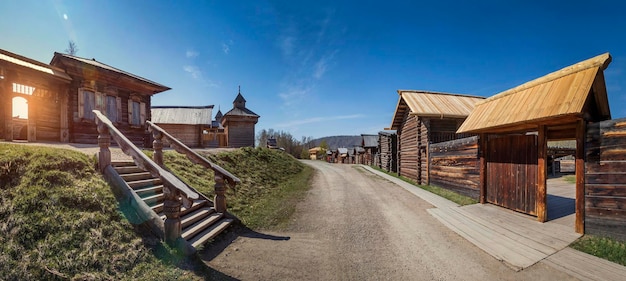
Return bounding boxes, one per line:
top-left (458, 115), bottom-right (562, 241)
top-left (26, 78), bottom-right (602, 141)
top-left (486, 135), bottom-right (538, 215)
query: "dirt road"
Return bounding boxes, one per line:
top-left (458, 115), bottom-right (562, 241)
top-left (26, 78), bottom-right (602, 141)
top-left (204, 161), bottom-right (575, 280)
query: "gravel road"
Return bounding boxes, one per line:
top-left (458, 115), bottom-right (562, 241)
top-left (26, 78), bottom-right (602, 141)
top-left (203, 161), bottom-right (575, 280)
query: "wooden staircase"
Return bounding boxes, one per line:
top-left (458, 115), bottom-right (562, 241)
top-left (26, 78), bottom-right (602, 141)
top-left (112, 160), bottom-right (234, 248)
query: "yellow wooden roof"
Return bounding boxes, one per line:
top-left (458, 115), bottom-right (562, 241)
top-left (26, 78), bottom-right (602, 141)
top-left (457, 53), bottom-right (612, 134)
top-left (389, 90), bottom-right (485, 130)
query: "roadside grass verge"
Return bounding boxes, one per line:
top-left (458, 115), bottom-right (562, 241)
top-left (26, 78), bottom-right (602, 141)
top-left (563, 174), bottom-right (576, 184)
top-left (154, 147), bottom-right (313, 230)
top-left (0, 144), bottom-right (213, 280)
top-left (370, 166), bottom-right (477, 206)
top-left (570, 235), bottom-right (626, 266)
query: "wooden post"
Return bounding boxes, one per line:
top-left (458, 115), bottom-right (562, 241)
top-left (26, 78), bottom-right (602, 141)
top-left (96, 121), bottom-right (111, 172)
top-left (152, 129), bottom-right (164, 166)
top-left (214, 172), bottom-right (227, 213)
top-left (163, 185), bottom-right (182, 245)
top-left (575, 120), bottom-right (586, 234)
top-left (479, 133), bottom-right (487, 204)
top-left (537, 125), bottom-right (548, 222)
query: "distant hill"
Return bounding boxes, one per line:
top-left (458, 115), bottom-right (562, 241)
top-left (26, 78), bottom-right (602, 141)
top-left (310, 135), bottom-right (362, 150)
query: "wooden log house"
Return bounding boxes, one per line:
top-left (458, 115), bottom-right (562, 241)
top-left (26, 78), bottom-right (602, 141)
top-left (221, 90), bottom-right (259, 148)
top-left (151, 105), bottom-right (214, 148)
top-left (378, 130), bottom-right (397, 172)
top-left (388, 90), bottom-right (484, 185)
top-left (49, 52), bottom-right (170, 146)
top-left (361, 134), bottom-right (378, 166)
top-left (458, 53), bottom-right (613, 235)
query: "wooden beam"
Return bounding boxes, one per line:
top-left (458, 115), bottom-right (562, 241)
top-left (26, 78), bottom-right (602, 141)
top-left (575, 120), bottom-right (586, 233)
top-left (537, 125), bottom-right (547, 222)
top-left (479, 133), bottom-right (487, 204)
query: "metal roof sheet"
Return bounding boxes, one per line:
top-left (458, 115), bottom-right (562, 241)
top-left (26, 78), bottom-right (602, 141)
top-left (457, 53), bottom-right (612, 134)
top-left (151, 106), bottom-right (213, 125)
top-left (389, 90), bottom-right (484, 130)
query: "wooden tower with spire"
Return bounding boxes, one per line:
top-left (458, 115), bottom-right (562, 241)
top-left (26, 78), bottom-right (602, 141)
top-left (220, 87), bottom-right (259, 147)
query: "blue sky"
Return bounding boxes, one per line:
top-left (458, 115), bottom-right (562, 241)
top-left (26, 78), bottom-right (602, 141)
top-left (2, 1), bottom-right (626, 139)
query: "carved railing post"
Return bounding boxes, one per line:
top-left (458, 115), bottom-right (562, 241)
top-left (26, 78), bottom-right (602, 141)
top-left (214, 172), bottom-right (227, 213)
top-left (163, 185), bottom-right (182, 245)
top-left (152, 130), bottom-right (164, 166)
top-left (97, 122), bottom-right (111, 172)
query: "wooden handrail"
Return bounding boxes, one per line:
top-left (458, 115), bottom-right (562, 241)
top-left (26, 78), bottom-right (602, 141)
top-left (146, 120), bottom-right (241, 186)
top-left (94, 110), bottom-right (200, 245)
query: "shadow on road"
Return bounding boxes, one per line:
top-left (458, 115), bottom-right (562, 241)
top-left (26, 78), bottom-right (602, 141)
top-left (199, 224), bottom-right (290, 262)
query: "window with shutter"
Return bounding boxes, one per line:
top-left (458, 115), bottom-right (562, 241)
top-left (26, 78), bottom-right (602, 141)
top-left (106, 95), bottom-right (117, 122)
top-left (80, 89), bottom-right (95, 120)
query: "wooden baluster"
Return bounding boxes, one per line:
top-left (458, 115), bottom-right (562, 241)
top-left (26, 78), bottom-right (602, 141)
top-left (163, 185), bottom-right (182, 245)
top-left (97, 121), bottom-right (111, 172)
top-left (214, 172), bottom-right (227, 213)
top-left (152, 129), bottom-right (164, 166)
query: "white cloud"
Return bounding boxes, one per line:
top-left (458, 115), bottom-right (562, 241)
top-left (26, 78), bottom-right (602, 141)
top-left (186, 50), bottom-right (198, 58)
top-left (279, 36), bottom-right (295, 57)
top-left (63, 13), bottom-right (68, 20)
top-left (275, 114), bottom-right (365, 128)
top-left (278, 86), bottom-right (310, 107)
top-left (222, 43), bottom-right (230, 54)
top-left (313, 51), bottom-right (337, 79)
top-left (183, 65), bottom-right (201, 79)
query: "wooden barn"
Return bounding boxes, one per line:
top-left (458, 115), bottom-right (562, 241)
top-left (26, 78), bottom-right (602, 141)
top-left (388, 90), bottom-right (485, 185)
top-left (151, 106), bottom-right (213, 148)
top-left (457, 53), bottom-right (613, 235)
top-left (1, 49), bottom-right (72, 142)
top-left (337, 147), bottom-right (349, 163)
top-left (378, 130), bottom-right (397, 173)
top-left (361, 134), bottom-right (378, 166)
top-left (50, 52), bottom-right (170, 146)
top-left (221, 91), bottom-right (259, 148)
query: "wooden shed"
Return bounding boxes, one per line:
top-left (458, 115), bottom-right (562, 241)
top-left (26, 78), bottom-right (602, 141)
top-left (361, 134), bottom-right (378, 166)
top-left (151, 106), bottom-right (213, 148)
top-left (388, 90), bottom-right (485, 185)
top-left (378, 130), bottom-right (397, 173)
top-left (221, 90), bottom-right (259, 148)
top-left (1, 49), bottom-right (72, 142)
top-left (457, 53), bottom-right (613, 234)
top-left (50, 52), bottom-right (170, 146)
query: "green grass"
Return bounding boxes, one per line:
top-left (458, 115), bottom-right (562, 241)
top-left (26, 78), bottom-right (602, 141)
top-left (563, 174), bottom-right (576, 184)
top-left (0, 143), bottom-right (218, 280)
top-left (570, 235), bottom-right (626, 266)
top-left (154, 147), bottom-right (313, 230)
top-left (370, 166), bottom-right (478, 206)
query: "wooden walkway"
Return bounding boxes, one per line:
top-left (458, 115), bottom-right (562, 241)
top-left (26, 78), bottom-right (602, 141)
top-left (362, 166), bottom-right (626, 279)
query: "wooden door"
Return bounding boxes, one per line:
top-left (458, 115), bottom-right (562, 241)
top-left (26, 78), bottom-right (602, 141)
top-left (486, 135), bottom-right (538, 215)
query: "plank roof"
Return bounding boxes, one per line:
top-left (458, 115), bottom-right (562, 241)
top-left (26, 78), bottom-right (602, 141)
top-left (223, 107), bottom-right (259, 118)
top-left (151, 106), bottom-right (213, 125)
top-left (389, 90), bottom-right (485, 130)
top-left (0, 48), bottom-right (71, 81)
top-left (361, 134), bottom-right (378, 148)
top-left (457, 53), bottom-right (612, 134)
top-left (50, 52), bottom-right (170, 93)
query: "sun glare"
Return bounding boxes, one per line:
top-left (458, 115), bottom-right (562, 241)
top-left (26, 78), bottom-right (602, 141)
top-left (12, 97), bottom-right (28, 119)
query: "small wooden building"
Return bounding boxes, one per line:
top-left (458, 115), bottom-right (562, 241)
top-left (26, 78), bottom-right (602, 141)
top-left (378, 130), bottom-right (397, 173)
top-left (309, 146), bottom-right (322, 160)
top-left (361, 134), bottom-right (378, 166)
top-left (1, 49), bottom-right (72, 142)
top-left (151, 106), bottom-right (213, 148)
top-left (458, 53), bottom-right (613, 235)
top-left (221, 91), bottom-right (259, 148)
top-left (337, 147), bottom-right (349, 163)
top-left (388, 90), bottom-right (485, 185)
top-left (204, 109), bottom-right (227, 148)
top-left (50, 52), bottom-right (170, 146)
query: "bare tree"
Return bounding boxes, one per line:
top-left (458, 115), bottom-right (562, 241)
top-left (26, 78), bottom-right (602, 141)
top-left (65, 41), bottom-right (79, 55)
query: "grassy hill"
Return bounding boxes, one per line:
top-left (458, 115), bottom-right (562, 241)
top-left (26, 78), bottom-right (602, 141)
top-left (309, 135), bottom-right (361, 150)
top-left (1, 144), bottom-right (312, 279)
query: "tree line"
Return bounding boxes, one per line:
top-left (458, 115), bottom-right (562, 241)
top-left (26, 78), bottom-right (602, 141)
top-left (256, 129), bottom-right (316, 159)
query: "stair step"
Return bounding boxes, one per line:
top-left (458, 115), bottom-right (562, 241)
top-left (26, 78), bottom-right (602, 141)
top-left (142, 193), bottom-right (164, 206)
top-left (152, 202), bottom-right (164, 213)
top-left (182, 213), bottom-right (224, 240)
top-left (181, 207), bottom-right (216, 228)
top-left (121, 172), bottom-right (154, 182)
top-left (127, 178), bottom-right (163, 189)
top-left (113, 165), bottom-right (144, 174)
top-left (189, 218), bottom-right (234, 248)
top-left (159, 200), bottom-right (209, 220)
top-left (111, 160), bottom-right (135, 167)
top-left (135, 185), bottom-right (163, 197)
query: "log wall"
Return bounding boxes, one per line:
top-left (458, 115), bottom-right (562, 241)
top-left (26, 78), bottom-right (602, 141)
top-left (399, 111), bottom-right (419, 181)
top-left (378, 132), bottom-right (397, 172)
top-left (157, 124), bottom-right (202, 147)
top-left (429, 136), bottom-right (480, 199)
top-left (226, 121), bottom-right (255, 148)
top-left (585, 118), bottom-right (626, 241)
